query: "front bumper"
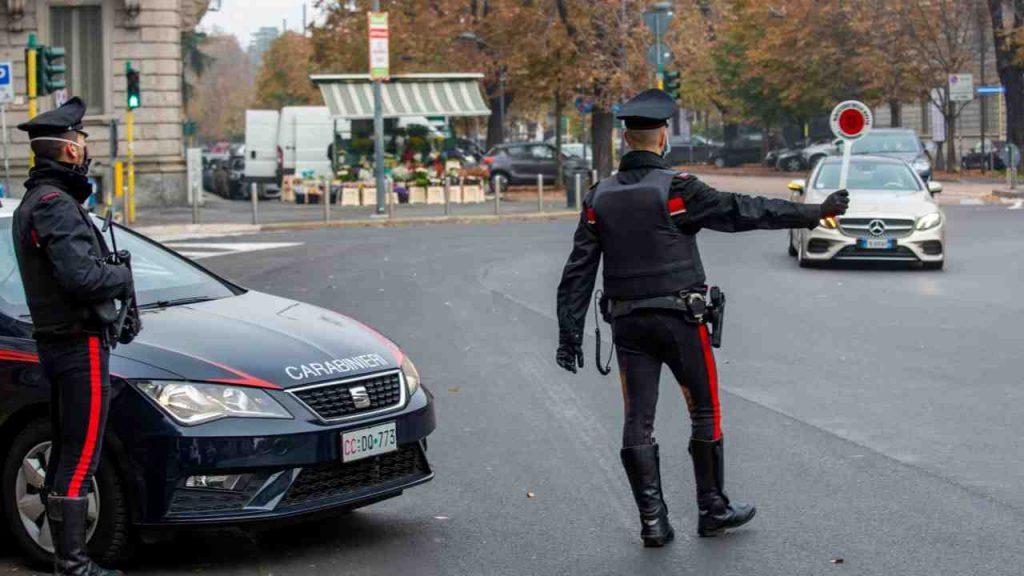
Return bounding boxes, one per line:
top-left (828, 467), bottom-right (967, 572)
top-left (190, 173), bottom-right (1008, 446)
top-left (111, 383), bottom-right (436, 527)
top-left (798, 222), bottom-right (945, 264)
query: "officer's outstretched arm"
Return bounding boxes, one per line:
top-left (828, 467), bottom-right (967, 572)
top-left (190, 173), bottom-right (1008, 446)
top-left (672, 176), bottom-right (821, 233)
top-left (556, 199), bottom-right (601, 338)
top-left (32, 194), bottom-right (132, 302)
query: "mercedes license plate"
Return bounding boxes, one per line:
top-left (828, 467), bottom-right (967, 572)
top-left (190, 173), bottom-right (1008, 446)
top-left (859, 238), bottom-right (894, 250)
top-left (342, 422), bottom-right (397, 463)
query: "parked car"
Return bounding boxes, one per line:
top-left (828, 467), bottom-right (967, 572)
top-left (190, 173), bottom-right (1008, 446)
top-left (800, 140), bottom-right (840, 170)
top-left (484, 142), bottom-right (586, 192)
top-left (665, 135), bottom-right (720, 165)
top-left (960, 139), bottom-right (1022, 171)
top-left (202, 157), bottom-right (223, 193)
top-left (707, 133), bottom-right (767, 168)
top-left (786, 155), bottom-right (945, 270)
top-left (560, 143), bottom-right (594, 168)
top-left (849, 128), bottom-right (932, 181)
top-left (0, 203), bottom-right (436, 566)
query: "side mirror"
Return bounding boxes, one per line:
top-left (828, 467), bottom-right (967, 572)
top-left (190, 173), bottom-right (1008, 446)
top-left (787, 179), bottom-right (806, 194)
top-left (927, 181), bottom-right (943, 195)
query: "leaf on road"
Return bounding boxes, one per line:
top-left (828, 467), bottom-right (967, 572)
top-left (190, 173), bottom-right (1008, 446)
top-left (830, 558), bottom-right (845, 564)
top-left (527, 491), bottom-right (535, 499)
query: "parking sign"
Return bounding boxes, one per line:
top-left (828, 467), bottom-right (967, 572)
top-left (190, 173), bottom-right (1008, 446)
top-left (0, 62), bottom-right (14, 104)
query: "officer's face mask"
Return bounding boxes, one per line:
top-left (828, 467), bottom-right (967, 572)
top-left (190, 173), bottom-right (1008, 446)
top-left (31, 136), bottom-right (91, 174)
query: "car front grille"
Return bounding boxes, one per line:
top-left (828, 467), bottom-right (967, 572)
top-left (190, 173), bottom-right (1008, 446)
top-left (280, 444), bottom-right (429, 508)
top-left (290, 371), bottom-right (404, 421)
top-left (834, 245), bottom-right (919, 261)
top-left (839, 217), bottom-right (916, 239)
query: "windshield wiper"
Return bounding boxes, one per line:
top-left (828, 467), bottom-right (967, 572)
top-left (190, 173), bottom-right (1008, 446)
top-left (139, 296), bottom-right (218, 310)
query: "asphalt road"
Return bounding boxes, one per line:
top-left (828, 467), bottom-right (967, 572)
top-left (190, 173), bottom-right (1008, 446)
top-left (4, 203), bottom-right (1024, 575)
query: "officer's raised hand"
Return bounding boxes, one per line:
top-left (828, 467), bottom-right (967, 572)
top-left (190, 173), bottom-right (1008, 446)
top-left (820, 189), bottom-right (850, 218)
top-left (556, 332), bottom-right (585, 373)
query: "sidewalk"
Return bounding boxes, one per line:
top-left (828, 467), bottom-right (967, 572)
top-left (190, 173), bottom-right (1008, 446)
top-left (133, 172), bottom-right (1005, 241)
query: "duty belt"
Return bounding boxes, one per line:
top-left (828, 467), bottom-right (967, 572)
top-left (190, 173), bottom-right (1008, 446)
top-left (606, 291), bottom-right (708, 322)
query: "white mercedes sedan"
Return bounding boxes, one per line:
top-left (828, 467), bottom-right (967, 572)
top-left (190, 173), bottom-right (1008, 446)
top-left (787, 155), bottom-right (946, 270)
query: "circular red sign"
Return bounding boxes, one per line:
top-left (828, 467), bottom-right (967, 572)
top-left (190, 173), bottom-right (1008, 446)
top-left (838, 108), bottom-right (866, 137)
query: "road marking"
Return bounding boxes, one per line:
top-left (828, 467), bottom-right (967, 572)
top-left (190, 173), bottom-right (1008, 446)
top-left (1009, 200), bottom-right (1023, 210)
top-left (959, 198), bottom-right (985, 206)
top-left (163, 241), bottom-right (303, 260)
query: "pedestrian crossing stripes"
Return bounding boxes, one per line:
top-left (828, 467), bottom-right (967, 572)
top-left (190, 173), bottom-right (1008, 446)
top-left (163, 242), bottom-right (303, 260)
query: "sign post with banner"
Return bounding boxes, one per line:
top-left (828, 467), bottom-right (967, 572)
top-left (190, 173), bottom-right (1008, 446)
top-left (368, 12), bottom-right (390, 80)
top-left (829, 100), bottom-right (873, 190)
top-left (948, 73), bottom-right (974, 102)
top-left (0, 61), bottom-right (14, 196)
top-left (368, 9), bottom-right (388, 215)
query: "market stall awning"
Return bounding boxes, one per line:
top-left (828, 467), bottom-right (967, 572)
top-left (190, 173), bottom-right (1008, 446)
top-left (310, 73), bottom-right (491, 120)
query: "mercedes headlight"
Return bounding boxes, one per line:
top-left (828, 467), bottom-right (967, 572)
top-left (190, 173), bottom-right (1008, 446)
top-left (916, 212), bottom-right (942, 231)
top-left (401, 356), bottom-right (421, 396)
top-left (137, 381), bottom-right (292, 425)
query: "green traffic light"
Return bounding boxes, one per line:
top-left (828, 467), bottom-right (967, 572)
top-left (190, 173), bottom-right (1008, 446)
top-left (128, 95), bottom-right (140, 110)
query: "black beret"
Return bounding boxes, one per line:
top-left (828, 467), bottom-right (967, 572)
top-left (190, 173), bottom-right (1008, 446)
top-left (616, 89), bottom-right (677, 130)
top-left (17, 97), bottom-right (88, 139)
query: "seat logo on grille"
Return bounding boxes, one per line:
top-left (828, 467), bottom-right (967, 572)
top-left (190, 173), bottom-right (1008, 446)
top-left (350, 385), bottom-right (371, 409)
top-left (868, 219), bottom-right (887, 237)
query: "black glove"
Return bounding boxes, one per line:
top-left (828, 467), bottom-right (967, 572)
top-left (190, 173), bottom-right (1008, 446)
top-left (117, 307), bottom-right (142, 345)
top-left (820, 189), bottom-right (850, 218)
top-left (556, 332), bottom-right (585, 374)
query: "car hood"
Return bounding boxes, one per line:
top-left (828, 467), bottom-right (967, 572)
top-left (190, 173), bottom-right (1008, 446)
top-left (112, 291), bottom-right (403, 389)
top-left (853, 151), bottom-right (922, 163)
top-left (812, 190), bottom-right (938, 217)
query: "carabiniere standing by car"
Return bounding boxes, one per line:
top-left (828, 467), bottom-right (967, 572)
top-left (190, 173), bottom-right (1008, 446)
top-left (555, 89), bottom-right (850, 547)
top-left (11, 97), bottom-right (140, 576)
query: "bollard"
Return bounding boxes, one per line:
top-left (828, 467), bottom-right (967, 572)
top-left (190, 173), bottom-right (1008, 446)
top-left (444, 179), bottom-right (451, 216)
top-left (574, 173), bottom-right (582, 211)
top-left (591, 169), bottom-right (598, 186)
top-left (537, 173), bottom-right (544, 213)
top-left (494, 175), bottom-right (502, 215)
top-left (387, 178), bottom-right (395, 219)
top-left (191, 181), bottom-right (200, 225)
top-left (250, 181), bottom-right (259, 225)
top-left (323, 177), bottom-right (331, 222)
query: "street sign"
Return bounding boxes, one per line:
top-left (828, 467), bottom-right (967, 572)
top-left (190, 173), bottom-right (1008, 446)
top-left (575, 96), bottom-right (593, 115)
top-left (54, 88), bottom-right (68, 107)
top-left (948, 73), bottom-right (974, 102)
top-left (646, 45), bottom-right (673, 66)
top-left (368, 12), bottom-right (389, 80)
top-left (829, 100), bottom-right (874, 190)
top-left (0, 62), bottom-right (14, 104)
top-left (643, 10), bottom-right (673, 33)
top-left (978, 84), bottom-right (1004, 96)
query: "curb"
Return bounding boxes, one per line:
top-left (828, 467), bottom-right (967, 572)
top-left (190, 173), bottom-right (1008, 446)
top-left (137, 210), bottom-right (579, 240)
top-left (993, 188), bottom-right (1024, 199)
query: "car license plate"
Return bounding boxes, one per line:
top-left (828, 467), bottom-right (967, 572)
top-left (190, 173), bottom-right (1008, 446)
top-left (341, 422), bottom-right (397, 463)
top-left (859, 238), bottom-right (894, 250)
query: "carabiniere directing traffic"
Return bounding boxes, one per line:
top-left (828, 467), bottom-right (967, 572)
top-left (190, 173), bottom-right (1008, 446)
top-left (555, 89), bottom-right (850, 547)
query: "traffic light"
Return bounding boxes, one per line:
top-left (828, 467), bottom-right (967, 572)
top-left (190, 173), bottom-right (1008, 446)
top-left (664, 71), bottom-right (681, 100)
top-left (125, 63), bottom-right (141, 110)
top-left (34, 45), bottom-right (66, 96)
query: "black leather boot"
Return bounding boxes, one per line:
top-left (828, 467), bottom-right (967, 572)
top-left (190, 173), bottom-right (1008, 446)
top-left (48, 496), bottom-right (123, 576)
top-left (689, 438), bottom-right (756, 537)
top-left (621, 443), bottom-right (675, 547)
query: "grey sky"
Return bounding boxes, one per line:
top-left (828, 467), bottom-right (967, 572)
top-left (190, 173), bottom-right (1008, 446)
top-left (199, 0), bottom-right (321, 46)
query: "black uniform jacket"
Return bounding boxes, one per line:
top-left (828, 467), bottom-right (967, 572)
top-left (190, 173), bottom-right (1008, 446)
top-left (556, 150), bottom-right (821, 338)
top-left (12, 158), bottom-right (131, 339)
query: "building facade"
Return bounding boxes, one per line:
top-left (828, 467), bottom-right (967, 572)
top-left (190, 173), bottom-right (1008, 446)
top-left (0, 0), bottom-right (204, 206)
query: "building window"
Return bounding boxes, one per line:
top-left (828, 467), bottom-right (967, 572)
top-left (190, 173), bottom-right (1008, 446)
top-left (50, 5), bottom-right (105, 114)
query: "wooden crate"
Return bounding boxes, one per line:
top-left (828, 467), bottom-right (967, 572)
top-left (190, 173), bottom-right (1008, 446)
top-left (409, 186), bottom-right (427, 204)
top-left (426, 186), bottom-right (445, 204)
top-left (341, 187), bottom-right (361, 206)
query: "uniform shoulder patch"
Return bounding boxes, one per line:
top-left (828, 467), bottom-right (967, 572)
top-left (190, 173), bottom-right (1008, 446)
top-left (667, 196), bottom-right (687, 216)
top-left (586, 207), bottom-right (597, 225)
top-left (39, 191), bottom-right (62, 203)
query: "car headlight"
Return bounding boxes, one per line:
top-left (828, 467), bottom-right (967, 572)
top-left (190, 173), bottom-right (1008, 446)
top-left (401, 356), bottom-right (421, 396)
top-left (912, 158), bottom-right (931, 172)
top-left (916, 212), bottom-right (942, 231)
top-left (819, 216), bottom-right (838, 229)
top-left (136, 381), bottom-right (292, 425)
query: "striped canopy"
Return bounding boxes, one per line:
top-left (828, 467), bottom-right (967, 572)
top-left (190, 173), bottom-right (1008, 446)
top-left (311, 73), bottom-right (491, 119)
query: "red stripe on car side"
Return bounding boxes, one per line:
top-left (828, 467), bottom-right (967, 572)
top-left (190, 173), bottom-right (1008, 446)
top-left (68, 336), bottom-right (102, 498)
top-left (698, 325), bottom-right (722, 441)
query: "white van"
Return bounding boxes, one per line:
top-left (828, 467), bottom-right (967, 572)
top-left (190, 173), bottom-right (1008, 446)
top-left (278, 107), bottom-right (347, 180)
top-left (243, 109), bottom-right (281, 197)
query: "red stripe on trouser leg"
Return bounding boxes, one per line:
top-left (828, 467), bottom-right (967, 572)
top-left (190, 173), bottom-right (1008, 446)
top-left (698, 325), bottom-right (721, 441)
top-left (67, 336), bottom-right (102, 498)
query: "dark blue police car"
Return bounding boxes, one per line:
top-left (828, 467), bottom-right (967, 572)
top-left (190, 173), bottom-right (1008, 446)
top-left (0, 201), bottom-right (435, 565)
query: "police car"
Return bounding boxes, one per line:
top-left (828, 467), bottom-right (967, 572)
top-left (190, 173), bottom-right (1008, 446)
top-left (0, 200), bottom-right (435, 565)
